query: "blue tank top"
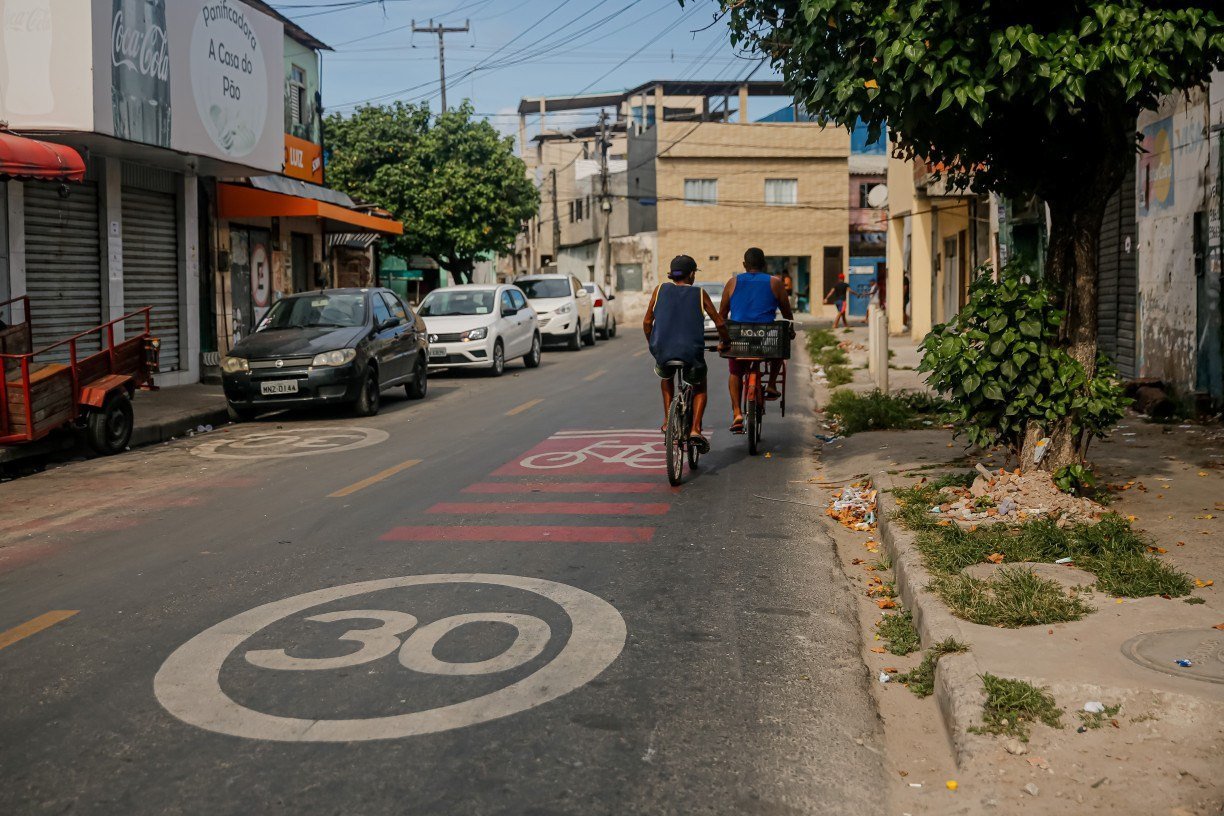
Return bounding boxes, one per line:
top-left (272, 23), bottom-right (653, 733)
top-left (649, 283), bottom-right (704, 366)
top-left (729, 272), bottom-right (779, 323)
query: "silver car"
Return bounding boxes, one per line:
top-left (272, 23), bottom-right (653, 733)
top-left (582, 282), bottom-right (619, 339)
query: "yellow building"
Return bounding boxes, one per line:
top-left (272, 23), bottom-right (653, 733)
top-left (885, 155), bottom-right (996, 340)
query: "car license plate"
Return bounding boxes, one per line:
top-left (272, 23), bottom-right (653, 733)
top-left (429, 347), bottom-right (447, 359)
top-left (260, 380), bottom-right (299, 396)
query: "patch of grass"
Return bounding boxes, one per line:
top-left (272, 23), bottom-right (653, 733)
top-left (973, 673), bottom-right (1062, 741)
top-left (932, 566), bottom-right (1094, 627)
top-left (825, 389), bottom-right (916, 434)
top-left (871, 553), bottom-right (892, 571)
top-left (930, 472), bottom-right (975, 490)
top-left (895, 638), bottom-right (969, 697)
top-left (1077, 703), bottom-right (1121, 730)
top-left (877, 611), bottom-right (921, 656)
top-left (1185, 596), bottom-right (1206, 605)
top-left (825, 365), bottom-right (854, 386)
top-left (805, 328), bottom-right (839, 356)
top-left (815, 345), bottom-right (850, 367)
top-left (890, 487), bottom-right (1194, 601)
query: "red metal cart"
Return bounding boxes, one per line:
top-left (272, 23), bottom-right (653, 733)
top-left (0, 296), bottom-right (159, 455)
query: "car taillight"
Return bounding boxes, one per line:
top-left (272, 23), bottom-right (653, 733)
top-left (594, 299), bottom-right (604, 307)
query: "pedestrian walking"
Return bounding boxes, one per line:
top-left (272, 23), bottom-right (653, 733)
top-left (824, 273), bottom-right (850, 329)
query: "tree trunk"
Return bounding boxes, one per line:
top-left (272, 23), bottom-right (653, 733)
top-left (432, 254), bottom-right (475, 285)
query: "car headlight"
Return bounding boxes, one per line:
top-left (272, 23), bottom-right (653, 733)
top-left (556, 303), bottom-right (574, 315)
top-left (311, 348), bottom-right (357, 367)
top-left (461, 327), bottom-right (488, 342)
top-left (221, 356), bottom-right (249, 374)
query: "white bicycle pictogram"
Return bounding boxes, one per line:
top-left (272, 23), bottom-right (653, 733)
top-left (520, 438), bottom-right (666, 470)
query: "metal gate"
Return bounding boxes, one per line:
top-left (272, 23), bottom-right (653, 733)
top-left (122, 186), bottom-right (180, 371)
top-left (23, 180), bottom-right (103, 357)
top-left (1097, 164), bottom-right (1138, 378)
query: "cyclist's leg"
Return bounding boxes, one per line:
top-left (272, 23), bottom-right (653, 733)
top-left (655, 363), bottom-right (675, 430)
top-left (727, 358), bottom-right (745, 429)
top-left (687, 362), bottom-right (709, 435)
top-left (765, 359), bottom-right (782, 397)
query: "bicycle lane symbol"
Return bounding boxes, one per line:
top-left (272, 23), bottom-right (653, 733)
top-left (491, 430), bottom-right (666, 476)
top-left (154, 574), bottom-right (626, 742)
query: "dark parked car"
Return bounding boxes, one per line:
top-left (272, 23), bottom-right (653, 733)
top-left (221, 288), bottom-right (428, 420)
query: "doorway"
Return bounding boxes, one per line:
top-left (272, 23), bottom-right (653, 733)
top-left (291, 232), bottom-right (313, 294)
top-left (229, 226), bottom-right (272, 345)
top-left (822, 247), bottom-right (843, 310)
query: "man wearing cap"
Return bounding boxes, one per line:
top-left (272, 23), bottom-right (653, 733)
top-left (643, 255), bottom-right (730, 452)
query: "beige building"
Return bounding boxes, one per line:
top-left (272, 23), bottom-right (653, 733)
top-left (513, 81), bottom-right (850, 318)
top-left (885, 155), bottom-right (995, 340)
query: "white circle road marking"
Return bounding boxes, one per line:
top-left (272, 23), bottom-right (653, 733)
top-left (154, 574), bottom-right (627, 742)
top-left (191, 427), bottom-right (390, 459)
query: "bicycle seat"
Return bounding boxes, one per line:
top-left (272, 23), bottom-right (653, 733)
top-left (662, 360), bottom-right (687, 367)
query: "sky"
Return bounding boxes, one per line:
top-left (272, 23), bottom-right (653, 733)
top-left (268, 0), bottom-right (781, 138)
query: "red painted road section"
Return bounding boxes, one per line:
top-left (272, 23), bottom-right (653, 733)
top-left (491, 431), bottom-right (666, 477)
top-left (462, 482), bottom-right (674, 495)
top-left (382, 525), bottom-right (657, 543)
top-left (427, 501), bottom-right (671, 516)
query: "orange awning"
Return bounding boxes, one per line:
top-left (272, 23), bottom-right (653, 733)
top-left (0, 133), bottom-right (86, 181)
top-left (217, 183), bottom-right (403, 235)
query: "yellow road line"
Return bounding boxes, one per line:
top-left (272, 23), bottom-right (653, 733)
top-left (506, 398), bottom-right (544, 416)
top-left (633, 349), bottom-right (649, 358)
top-left (0, 610), bottom-right (78, 652)
top-left (583, 369), bottom-right (607, 382)
top-left (328, 459), bottom-right (422, 498)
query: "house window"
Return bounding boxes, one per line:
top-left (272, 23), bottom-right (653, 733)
top-left (568, 201), bottom-right (575, 223)
top-left (575, 198), bottom-right (584, 221)
top-left (765, 178), bottom-right (798, 206)
top-left (858, 183), bottom-right (873, 209)
top-left (616, 263), bottom-right (643, 292)
top-left (289, 65), bottom-right (307, 127)
top-left (684, 178), bottom-right (717, 206)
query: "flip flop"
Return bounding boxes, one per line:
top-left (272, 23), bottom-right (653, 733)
top-left (729, 418), bottom-right (745, 434)
top-left (689, 433), bottom-right (711, 454)
top-left (764, 387), bottom-right (782, 401)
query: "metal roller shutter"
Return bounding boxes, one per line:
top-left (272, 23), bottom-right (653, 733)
top-left (1097, 164), bottom-right (1137, 379)
top-left (122, 187), bottom-right (180, 371)
top-left (24, 181), bottom-right (103, 358)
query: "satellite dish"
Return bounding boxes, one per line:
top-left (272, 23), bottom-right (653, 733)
top-left (866, 184), bottom-right (889, 209)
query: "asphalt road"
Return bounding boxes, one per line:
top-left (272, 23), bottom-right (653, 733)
top-left (0, 333), bottom-right (885, 815)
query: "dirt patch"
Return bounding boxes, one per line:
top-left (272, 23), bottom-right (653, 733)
top-left (930, 468), bottom-right (1105, 526)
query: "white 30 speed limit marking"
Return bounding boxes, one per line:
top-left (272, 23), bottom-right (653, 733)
top-left (154, 574), bottom-right (626, 742)
top-left (191, 426), bottom-right (389, 459)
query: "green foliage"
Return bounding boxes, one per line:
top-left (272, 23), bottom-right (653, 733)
top-left (805, 328), bottom-right (839, 355)
top-left (1077, 703), bottom-right (1122, 729)
top-left (877, 611), bottom-right (921, 656)
top-left (894, 638), bottom-right (969, 698)
top-left (324, 101), bottom-right (538, 280)
top-left (825, 365), bottom-right (854, 386)
top-left (975, 674), bottom-right (1063, 742)
top-left (825, 389), bottom-right (952, 435)
top-left (932, 566), bottom-right (1094, 627)
top-left (1054, 463), bottom-right (1097, 495)
top-left (892, 485), bottom-right (1194, 599)
top-left (718, 1), bottom-right (1224, 202)
top-left (918, 264), bottom-right (1128, 456)
top-left (815, 345), bottom-right (849, 367)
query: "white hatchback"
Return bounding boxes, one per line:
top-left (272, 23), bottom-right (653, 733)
top-left (418, 284), bottom-right (541, 376)
top-left (516, 274), bottom-right (596, 350)
top-left (582, 282), bottom-right (619, 339)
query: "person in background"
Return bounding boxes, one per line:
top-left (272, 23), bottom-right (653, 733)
top-left (825, 273), bottom-right (850, 329)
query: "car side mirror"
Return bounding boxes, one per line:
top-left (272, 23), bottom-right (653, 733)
top-left (503, 307), bottom-right (518, 317)
top-left (608, 293), bottom-right (616, 300)
top-left (379, 317), bottom-right (400, 331)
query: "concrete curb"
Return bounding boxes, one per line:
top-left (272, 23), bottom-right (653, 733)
top-left (129, 405), bottom-right (231, 449)
top-left (875, 472), bottom-right (991, 768)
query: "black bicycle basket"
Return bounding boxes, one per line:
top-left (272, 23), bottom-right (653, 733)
top-left (722, 321), bottom-right (791, 359)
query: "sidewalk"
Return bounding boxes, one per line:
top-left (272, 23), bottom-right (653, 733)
top-left (807, 326), bottom-right (1224, 814)
top-left (0, 383), bottom-right (229, 468)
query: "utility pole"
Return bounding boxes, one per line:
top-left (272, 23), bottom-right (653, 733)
top-left (412, 19), bottom-right (469, 112)
top-left (550, 168), bottom-right (561, 266)
top-left (597, 109), bottom-right (612, 288)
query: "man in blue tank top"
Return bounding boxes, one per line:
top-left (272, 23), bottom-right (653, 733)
top-left (719, 247), bottom-right (794, 433)
top-left (643, 255), bottom-right (730, 451)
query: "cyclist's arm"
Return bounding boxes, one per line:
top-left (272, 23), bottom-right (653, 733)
top-left (701, 290), bottom-right (730, 345)
top-left (771, 276), bottom-right (795, 321)
top-left (642, 284), bottom-right (662, 339)
top-left (718, 278), bottom-right (736, 322)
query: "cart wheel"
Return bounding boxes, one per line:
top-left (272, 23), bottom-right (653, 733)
top-left (87, 392), bottom-right (133, 455)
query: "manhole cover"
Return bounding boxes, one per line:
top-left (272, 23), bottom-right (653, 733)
top-left (1121, 629), bottom-right (1224, 685)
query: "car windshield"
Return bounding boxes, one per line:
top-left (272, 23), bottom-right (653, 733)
top-left (419, 290), bottom-right (496, 316)
top-left (260, 293), bottom-right (366, 329)
top-left (697, 282), bottom-right (724, 299)
top-left (517, 279), bottom-right (569, 299)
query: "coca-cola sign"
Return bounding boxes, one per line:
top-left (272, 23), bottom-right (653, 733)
top-left (111, 6), bottom-right (168, 81)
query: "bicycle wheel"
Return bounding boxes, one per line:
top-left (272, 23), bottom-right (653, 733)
top-left (747, 399), bottom-right (760, 456)
top-left (665, 393), bottom-right (685, 486)
top-left (684, 390), bottom-right (700, 469)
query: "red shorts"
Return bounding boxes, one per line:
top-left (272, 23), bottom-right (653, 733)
top-left (727, 358), bottom-right (781, 377)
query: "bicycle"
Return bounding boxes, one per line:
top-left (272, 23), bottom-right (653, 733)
top-left (735, 357), bottom-right (787, 455)
top-left (661, 348), bottom-right (717, 486)
top-left (723, 320), bottom-right (792, 456)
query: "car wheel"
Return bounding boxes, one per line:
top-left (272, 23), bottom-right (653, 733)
top-left (567, 323), bottom-right (582, 351)
top-left (227, 402), bottom-right (257, 423)
top-left (353, 368), bottom-right (381, 416)
top-left (405, 355), bottom-right (428, 399)
top-left (583, 318), bottom-right (597, 346)
top-left (86, 392), bottom-right (133, 455)
top-left (488, 339), bottom-right (506, 376)
top-left (523, 333), bottom-right (542, 368)
top-left (608, 315), bottom-right (617, 338)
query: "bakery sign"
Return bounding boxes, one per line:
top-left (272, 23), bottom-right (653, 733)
top-left (284, 132), bottom-right (323, 183)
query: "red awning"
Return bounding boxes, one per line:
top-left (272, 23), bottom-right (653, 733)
top-left (0, 133), bottom-right (86, 182)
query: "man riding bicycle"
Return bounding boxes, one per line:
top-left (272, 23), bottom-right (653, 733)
top-left (719, 247), bottom-right (794, 434)
top-left (643, 255), bottom-right (730, 453)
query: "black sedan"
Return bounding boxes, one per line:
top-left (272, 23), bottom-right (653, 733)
top-left (220, 288), bottom-right (429, 420)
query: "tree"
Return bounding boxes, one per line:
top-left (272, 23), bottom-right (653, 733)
top-left (325, 101), bottom-right (539, 283)
top-left (717, 1), bottom-right (1224, 469)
